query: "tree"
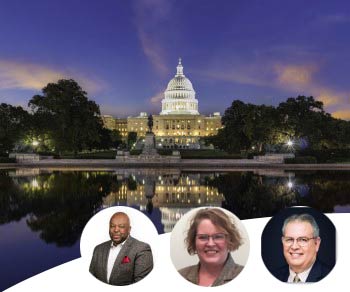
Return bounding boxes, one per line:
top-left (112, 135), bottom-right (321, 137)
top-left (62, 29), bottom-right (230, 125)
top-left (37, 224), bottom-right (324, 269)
top-left (241, 103), bottom-right (282, 152)
top-left (214, 100), bottom-right (250, 153)
top-left (28, 79), bottom-right (103, 156)
top-left (95, 127), bottom-right (112, 150)
top-left (210, 96), bottom-right (350, 154)
top-left (127, 132), bottom-right (137, 149)
top-left (0, 103), bottom-right (29, 154)
top-left (96, 128), bottom-right (122, 150)
top-left (277, 96), bottom-right (327, 149)
top-left (110, 129), bottom-right (122, 149)
top-left (212, 100), bottom-right (282, 153)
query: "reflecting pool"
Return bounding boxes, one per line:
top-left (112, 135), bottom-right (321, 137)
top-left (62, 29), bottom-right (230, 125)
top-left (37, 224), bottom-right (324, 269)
top-left (0, 168), bottom-right (349, 290)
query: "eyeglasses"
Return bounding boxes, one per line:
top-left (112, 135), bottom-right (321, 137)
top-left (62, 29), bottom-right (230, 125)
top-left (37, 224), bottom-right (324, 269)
top-left (196, 233), bottom-right (227, 243)
top-left (282, 236), bottom-right (317, 247)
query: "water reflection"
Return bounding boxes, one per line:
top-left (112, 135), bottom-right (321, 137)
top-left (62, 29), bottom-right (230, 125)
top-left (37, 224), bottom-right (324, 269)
top-left (0, 168), bottom-right (349, 290)
top-left (1, 168), bottom-right (350, 240)
top-left (101, 169), bottom-right (223, 232)
top-left (1, 170), bottom-right (120, 246)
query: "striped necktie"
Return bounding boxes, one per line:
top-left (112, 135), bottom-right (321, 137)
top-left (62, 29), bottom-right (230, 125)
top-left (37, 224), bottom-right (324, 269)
top-left (293, 274), bottom-right (301, 283)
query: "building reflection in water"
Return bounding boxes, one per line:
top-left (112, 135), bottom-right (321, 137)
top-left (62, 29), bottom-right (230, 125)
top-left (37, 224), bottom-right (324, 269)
top-left (102, 169), bottom-right (224, 232)
top-left (1, 167), bottom-right (349, 292)
top-left (3, 168), bottom-right (350, 234)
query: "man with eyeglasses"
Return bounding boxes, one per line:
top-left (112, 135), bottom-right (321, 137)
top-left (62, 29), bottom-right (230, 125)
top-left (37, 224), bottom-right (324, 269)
top-left (273, 213), bottom-right (332, 283)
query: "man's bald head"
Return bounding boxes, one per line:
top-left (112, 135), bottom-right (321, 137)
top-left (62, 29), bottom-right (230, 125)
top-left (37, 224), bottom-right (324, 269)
top-left (109, 212), bottom-right (131, 245)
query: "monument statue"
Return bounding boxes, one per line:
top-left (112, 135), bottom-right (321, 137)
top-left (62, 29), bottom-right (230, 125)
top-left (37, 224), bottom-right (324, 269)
top-left (147, 114), bottom-right (153, 133)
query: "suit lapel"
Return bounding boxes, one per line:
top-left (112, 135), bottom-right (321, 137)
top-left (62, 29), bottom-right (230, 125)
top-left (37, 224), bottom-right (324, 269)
top-left (306, 260), bottom-right (321, 282)
top-left (109, 237), bottom-right (133, 282)
top-left (102, 241), bottom-right (112, 282)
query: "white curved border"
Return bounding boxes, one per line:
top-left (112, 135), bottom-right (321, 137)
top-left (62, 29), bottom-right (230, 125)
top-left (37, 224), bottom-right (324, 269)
top-left (4, 214), bottom-right (348, 292)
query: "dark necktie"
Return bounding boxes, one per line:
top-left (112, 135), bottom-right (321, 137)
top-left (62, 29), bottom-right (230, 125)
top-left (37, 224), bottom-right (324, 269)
top-left (293, 274), bottom-right (301, 283)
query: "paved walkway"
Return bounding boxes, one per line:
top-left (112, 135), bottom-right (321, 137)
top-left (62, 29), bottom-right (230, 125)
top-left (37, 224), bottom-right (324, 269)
top-left (1, 158), bottom-right (350, 170)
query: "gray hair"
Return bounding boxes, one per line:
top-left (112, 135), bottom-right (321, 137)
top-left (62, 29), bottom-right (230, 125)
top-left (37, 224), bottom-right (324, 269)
top-left (282, 213), bottom-right (320, 237)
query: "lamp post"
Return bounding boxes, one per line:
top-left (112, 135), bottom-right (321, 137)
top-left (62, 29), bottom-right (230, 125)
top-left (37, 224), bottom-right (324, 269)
top-left (286, 139), bottom-right (295, 153)
top-left (32, 140), bottom-right (39, 153)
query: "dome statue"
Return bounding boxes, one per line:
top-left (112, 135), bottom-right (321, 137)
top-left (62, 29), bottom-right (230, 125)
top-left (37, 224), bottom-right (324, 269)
top-left (160, 58), bottom-right (199, 115)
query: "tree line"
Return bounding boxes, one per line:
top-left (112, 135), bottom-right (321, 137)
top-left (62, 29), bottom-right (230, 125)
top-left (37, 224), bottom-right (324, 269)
top-left (1, 79), bottom-right (349, 157)
top-left (0, 79), bottom-right (122, 156)
top-left (207, 96), bottom-right (350, 154)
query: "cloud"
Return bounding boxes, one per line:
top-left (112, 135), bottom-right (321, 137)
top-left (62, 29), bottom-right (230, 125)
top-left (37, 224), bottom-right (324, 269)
top-left (137, 30), bottom-right (168, 74)
top-left (0, 60), bottom-right (64, 90)
top-left (198, 58), bottom-right (349, 115)
top-left (274, 64), bottom-right (316, 88)
top-left (150, 91), bottom-right (164, 104)
top-left (273, 64), bottom-right (338, 106)
top-left (132, 0), bottom-right (173, 74)
top-left (331, 110), bottom-right (350, 120)
top-left (0, 59), bottom-right (105, 94)
top-left (273, 63), bottom-right (348, 108)
top-left (196, 63), bottom-right (271, 88)
top-left (315, 90), bottom-right (343, 107)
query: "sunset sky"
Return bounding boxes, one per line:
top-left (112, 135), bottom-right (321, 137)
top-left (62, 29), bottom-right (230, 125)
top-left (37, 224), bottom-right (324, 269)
top-left (0, 0), bottom-right (349, 119)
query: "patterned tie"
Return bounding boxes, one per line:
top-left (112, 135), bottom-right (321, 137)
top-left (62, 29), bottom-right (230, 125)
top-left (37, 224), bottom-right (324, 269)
top-left (293, 274), bottom-right (301, 283)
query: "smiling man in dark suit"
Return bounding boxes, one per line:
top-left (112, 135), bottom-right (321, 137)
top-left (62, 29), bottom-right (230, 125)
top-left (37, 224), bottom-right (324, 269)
top-left (273, 213), bottom-right (332, 283)
top-left (89, 212), bottom-right (153, 285)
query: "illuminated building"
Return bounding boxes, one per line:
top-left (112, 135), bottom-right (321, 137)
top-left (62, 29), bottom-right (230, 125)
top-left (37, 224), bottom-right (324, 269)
top-left (102, 59), bottom-right (222, 148)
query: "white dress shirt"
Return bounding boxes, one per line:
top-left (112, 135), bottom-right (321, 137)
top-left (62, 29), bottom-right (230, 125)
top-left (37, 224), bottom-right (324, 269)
top-left (287, 263), bottom-right (314, 283)
top-left (107, 239), bottom-right (127, 282)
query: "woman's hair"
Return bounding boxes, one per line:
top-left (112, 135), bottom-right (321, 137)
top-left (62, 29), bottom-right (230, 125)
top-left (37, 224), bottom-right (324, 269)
top-left (185, 208), bottom-right (243, 255)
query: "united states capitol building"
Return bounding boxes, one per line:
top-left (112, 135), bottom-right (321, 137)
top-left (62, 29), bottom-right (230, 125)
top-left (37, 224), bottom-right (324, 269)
top-left (102, 59), bottom-right (222, 149)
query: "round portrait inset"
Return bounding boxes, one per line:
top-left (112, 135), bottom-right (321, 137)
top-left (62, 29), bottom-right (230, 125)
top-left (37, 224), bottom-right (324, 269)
top-left (170, 207), bottom-right (249, 287)
top-left (80, 206), bottom-right (158, 286)
top-left (261, 206), bottom-right (336, 283)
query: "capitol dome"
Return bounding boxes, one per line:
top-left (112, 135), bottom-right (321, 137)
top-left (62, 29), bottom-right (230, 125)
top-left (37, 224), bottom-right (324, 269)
top-left (166, 70), bottom-right (194, 93)
top-left (160, 59), bottom-right (199, 115)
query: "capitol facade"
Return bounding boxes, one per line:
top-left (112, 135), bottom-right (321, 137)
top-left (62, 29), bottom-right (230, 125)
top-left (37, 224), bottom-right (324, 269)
top-left (102, 59), bottom-right (222, 149)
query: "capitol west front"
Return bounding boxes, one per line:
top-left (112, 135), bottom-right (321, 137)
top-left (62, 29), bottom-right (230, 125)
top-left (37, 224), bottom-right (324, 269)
top-left (102, 59), bottom-right (222, 149)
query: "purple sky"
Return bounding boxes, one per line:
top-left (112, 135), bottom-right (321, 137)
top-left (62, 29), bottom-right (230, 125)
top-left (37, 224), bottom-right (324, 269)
top-left (0, 0), bottom-right (349, 119)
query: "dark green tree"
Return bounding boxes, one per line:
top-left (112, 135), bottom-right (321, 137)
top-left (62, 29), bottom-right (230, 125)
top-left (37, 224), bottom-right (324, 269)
top-left (212, 100), bottom-right (282, 153)
top-left (23, 113), bottom-right (54, 153)
top-left (96, 127), bottom-right (113, 150)
top-left (213, 100), bottom-right (250, 153)
top-left (209, 96), bottom-right (350, 154)
top-left (0, 103), bottom-right (30, 154)
top-left (241, 104), bottom-right (282, 152)
top-left (277, 96), bottom-right (328, 149)
top-left (110, 129), bottom-right (122, 149)
top-left (127, 131), bottom-right (137, 149)
top-left (318, 116), bottom-right (350, 149)
top-left (28, 79), bottom-right (103, 156)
